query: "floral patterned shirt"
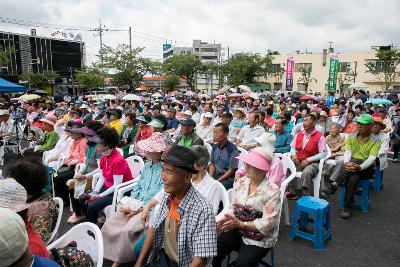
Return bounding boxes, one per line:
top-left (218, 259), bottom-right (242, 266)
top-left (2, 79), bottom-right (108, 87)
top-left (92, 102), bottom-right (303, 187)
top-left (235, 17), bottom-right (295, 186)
top-left (28, 193), bottom-right (58, 242)
top-left (231, 176), bottom-right (281, 248)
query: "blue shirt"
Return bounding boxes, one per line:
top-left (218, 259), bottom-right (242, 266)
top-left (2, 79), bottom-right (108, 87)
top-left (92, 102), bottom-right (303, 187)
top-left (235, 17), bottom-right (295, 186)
top-left (130, 161), bottom-right (163, 203)
top-left (274, 130), bottom-right (293, 153)
top-left (326, 96), bottom-right (335, 107)
top-left (210, 141), bottom-right (240, 178)
top-left (32, 256), bottom-right (61, 267)
top-left (285, 123), bottom-right (294, 133)
top-left (167, 117), bottom-right (180, 130)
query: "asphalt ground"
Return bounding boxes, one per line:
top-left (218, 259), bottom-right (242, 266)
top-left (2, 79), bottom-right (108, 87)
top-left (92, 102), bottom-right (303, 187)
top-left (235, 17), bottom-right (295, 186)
top-left (2, 151), bottom-right (399, 267)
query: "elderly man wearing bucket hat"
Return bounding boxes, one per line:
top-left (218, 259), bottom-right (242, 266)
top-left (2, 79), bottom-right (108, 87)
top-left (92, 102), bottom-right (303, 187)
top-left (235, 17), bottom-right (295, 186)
top-left (135, 146), bottom-right (217, 267)
top-left (326, 114), bottom-right (381, 219)
top-left (213, 146), bottom-right (280, 266)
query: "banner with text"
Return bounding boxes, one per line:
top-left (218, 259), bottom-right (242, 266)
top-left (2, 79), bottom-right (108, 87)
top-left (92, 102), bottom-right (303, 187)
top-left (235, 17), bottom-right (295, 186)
top-left (285, 57), bottom-right (294, 91)
top-left (327, 54), bottom-right (339, 92)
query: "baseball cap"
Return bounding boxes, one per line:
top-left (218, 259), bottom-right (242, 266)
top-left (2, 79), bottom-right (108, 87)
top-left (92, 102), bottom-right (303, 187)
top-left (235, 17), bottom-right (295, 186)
top-left (203, 112), bottom-right (213, 118)
top-left (0, 207), bottom-right (29, 266)
top-left (180, 118), bottom-right (196, 127)
top-left (184, 110), bottom-right (192, 116)
top-left (356, 114), bottom-right (374, 125)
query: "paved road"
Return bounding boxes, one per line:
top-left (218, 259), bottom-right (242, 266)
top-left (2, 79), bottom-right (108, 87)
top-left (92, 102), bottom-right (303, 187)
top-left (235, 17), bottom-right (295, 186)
top-left (2, 153), bottom-right (399, 266)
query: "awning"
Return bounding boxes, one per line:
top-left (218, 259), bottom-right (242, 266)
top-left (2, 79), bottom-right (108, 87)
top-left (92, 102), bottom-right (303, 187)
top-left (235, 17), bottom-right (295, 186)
top-left (0, 78), bottom-right (27, 93)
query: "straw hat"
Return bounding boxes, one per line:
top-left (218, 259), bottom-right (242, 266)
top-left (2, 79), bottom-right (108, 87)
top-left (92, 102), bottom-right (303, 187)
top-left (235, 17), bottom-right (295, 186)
top-left (137, 132), bottom-right (167, 153)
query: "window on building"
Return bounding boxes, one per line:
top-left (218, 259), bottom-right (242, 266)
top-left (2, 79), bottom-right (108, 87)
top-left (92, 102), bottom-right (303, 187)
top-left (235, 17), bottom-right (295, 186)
top-left (295, 63), bottom-right (312, 72)
top-left (201, 48), bottom-right (217, 52)
top-left (274, 83), bottom-right (282, 91)
top-left (297, 83), bottom-right (306, 91)
top-left (339, 62), bottom-right (351, 72)
top-left (195, 48), bottom-right (199, 52)
top-left (271, 64), bottom-right (282, 73)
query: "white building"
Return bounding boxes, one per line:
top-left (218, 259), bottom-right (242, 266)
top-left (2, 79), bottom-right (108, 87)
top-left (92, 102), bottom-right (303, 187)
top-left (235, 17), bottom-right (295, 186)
top-left (258, 46), bottom-right (400, 94)
top-left (164, 40), bottom-right (224, 94)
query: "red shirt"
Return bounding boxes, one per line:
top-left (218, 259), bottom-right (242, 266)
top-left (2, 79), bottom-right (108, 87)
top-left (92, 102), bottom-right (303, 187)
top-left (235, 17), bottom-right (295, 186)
top-left (25, 220), bottom-right (49, 258)
top-left (99, 149), bottom-right (133, 188)
top-left (133, 126), bottom-right (153, 145)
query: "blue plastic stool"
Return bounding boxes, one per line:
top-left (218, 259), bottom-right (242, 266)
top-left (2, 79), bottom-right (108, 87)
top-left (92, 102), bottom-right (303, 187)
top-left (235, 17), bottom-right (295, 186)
top-left (370, 166), bottom-right (383, 192)
top-left (338, 180), bottom-right (369, 213)
top-left (227, 247), bottom-right (275, 267)
top-left (289, 196), bottom-right (331, 251)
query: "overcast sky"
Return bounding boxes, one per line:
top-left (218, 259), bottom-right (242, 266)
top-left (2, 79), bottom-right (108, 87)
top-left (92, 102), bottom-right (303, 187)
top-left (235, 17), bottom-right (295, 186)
top-left (1, 0), bottom-right (399, 64)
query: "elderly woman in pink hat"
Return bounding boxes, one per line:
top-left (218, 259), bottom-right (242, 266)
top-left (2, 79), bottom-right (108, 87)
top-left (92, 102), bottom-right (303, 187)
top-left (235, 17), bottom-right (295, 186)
top-left (101, 131), bottom-right (167, 266)
top-left (21, 114), bottom-right (59, 156)
top-left (213, 146), bottom-right (281, 267)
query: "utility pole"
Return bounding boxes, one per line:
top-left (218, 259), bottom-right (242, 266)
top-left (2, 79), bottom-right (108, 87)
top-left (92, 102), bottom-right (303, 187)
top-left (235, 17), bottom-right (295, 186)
top-left (129, 26), bottom-right (132, 53)
top-left (70, 66), bottom-right (75, 95)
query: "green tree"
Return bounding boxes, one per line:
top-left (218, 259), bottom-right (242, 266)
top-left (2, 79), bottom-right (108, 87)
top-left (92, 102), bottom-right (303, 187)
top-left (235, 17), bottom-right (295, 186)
top-left (297, 65), bottom-right (317, 92)
top-left (100, 44), bottom-right (159, 90)
top-left (0, 44), bottom-right (15, 67)
top-left (164, 75), bottom-right (180, 92)
top-left (162, 54), bottom-right (205, 91)
top-left (21, 71), bottom-right (59, 88)
top-left (365, 46), bottom-right (400, 92)
top-left (75, 66), bottom-right (104, 90)
top-left (271, 64), bottom-right (285, 85)
top-left (337, 69), bottom-right (355, 93)
top-left (222, 52), bottom-right (273, 87)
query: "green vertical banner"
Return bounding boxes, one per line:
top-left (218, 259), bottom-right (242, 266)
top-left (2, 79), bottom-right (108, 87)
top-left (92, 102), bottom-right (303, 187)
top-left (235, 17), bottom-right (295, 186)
top-left (327, 54), bottom-right (339, 92)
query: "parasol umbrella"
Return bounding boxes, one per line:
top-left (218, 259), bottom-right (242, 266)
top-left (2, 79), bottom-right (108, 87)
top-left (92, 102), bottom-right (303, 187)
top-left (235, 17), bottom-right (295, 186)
top-left (300, 95), bottom-right (315, 101)
top-left (102, 94), bottom-right (117, 100)
top-left (238, 84), bottom-right (252, 92)
top-left (228, 93), bottom-right (243, 98)
top-left (249, 92), bottom-right (259, 100)
top-left (152, 93), bottom-right (163, 98)
top-left (122, 94), bottom-right (142, 101)
top-left (19, 94), bottom-right (41, 101)
top-left (216, 95), bottom-right (227, 100)
top-left (348, 82), bottom-right (368, 89)
top-left (197, 93), bottom-right (209, 99)
top-left (216, 85), bottom-right (231, 95)
top-left (365, 98), bottom-right (393, 105)
top-left (185, 91), bottom-right (196, 96)
top-left (33, 89), bottom-right (49, 95)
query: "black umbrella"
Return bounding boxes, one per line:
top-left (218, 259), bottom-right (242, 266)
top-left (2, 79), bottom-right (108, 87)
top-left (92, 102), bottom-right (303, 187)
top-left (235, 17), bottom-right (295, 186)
top-left (33, 89), bottom-right (49, 95)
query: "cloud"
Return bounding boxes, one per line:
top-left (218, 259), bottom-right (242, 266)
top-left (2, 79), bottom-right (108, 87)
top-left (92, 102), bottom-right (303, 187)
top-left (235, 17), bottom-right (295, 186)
top-left (0, 0), bottom-right (399, 64)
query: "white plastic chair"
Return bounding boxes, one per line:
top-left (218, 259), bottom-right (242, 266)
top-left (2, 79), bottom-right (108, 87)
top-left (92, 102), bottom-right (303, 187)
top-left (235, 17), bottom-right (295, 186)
top-left (116, 148), bottom-right (123, 156)
top-left (47, 222), bottom-right (104, 267)
top-left (294, 145), bottom-right (331, 198)
top-left (237, 147), bottom-right (248, 169)
top-left (47, 197), bottom-right (64, 245)
top-left (276, 153), bottom-right (297, 226)
top-left (215, 182), bottom-right (231, 222)
top-left (125, 155), bottom-right (144, 179)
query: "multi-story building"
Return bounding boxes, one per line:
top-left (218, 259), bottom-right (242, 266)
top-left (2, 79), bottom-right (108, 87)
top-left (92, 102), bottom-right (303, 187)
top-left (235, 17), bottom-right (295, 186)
top-left (163, 39), bottom-right (223, 94)
top-left (258, 46), bottom-right (400, 94)
top-left (0, 31), bottom-right (85, 93)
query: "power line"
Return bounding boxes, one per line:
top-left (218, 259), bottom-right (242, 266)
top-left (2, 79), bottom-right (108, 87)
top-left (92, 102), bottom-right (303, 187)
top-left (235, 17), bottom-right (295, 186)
top-left (0, 16), bottom-right (191, 45)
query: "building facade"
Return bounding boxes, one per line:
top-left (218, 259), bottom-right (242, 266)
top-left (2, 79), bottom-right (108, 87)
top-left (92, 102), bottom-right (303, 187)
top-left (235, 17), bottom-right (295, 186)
top-left (163, 39), bottom-right (223, 94)
top-left (0, 31), bottom-right (85, 85)
top-left (258, 46), bottom-right (400, 94)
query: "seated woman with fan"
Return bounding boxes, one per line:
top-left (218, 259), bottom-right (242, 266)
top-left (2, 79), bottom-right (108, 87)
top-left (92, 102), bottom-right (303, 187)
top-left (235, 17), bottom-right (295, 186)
top-left (212, 146), bottom-right (281, 267)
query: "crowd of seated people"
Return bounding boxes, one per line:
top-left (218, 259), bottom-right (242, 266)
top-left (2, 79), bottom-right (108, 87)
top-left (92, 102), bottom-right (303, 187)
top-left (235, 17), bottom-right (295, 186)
top-left (0, 88), bottom-right (398, 266)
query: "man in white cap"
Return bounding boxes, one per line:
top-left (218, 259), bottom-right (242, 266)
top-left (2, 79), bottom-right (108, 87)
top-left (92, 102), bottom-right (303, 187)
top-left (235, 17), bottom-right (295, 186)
top-left (0, 207), bottom-right (61, 267)
top-left (80, 102), bottom-right (92, 123)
